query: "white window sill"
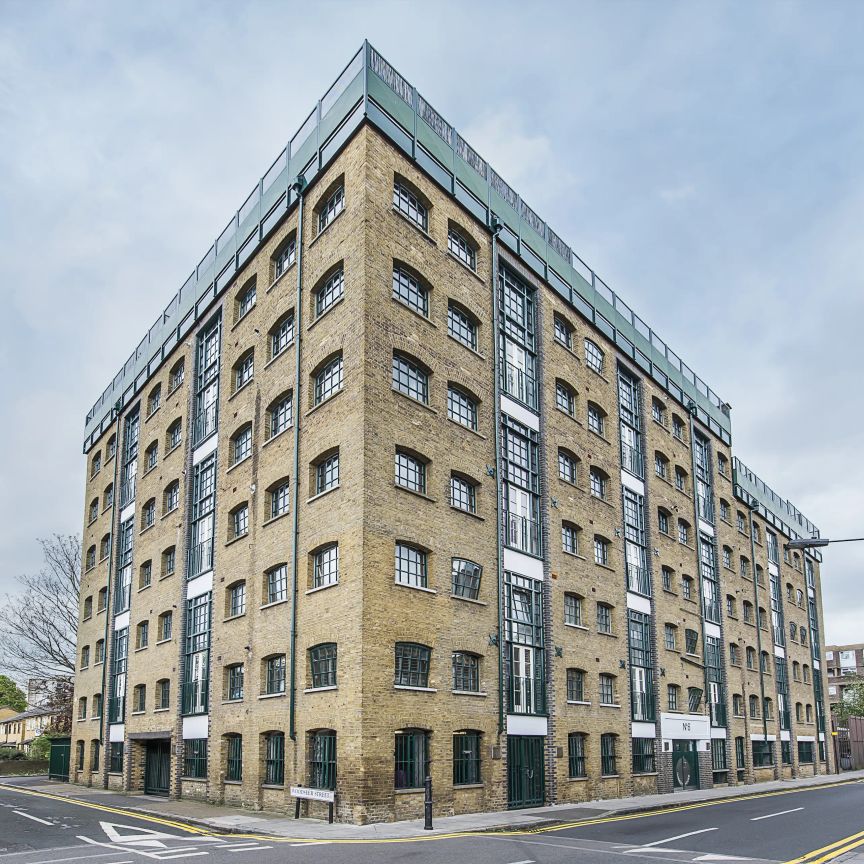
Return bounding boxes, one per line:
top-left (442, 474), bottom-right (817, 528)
top-left (306, 581), bottom-right (338, 595)
top-left (394, 685), bottom-right (437, 693)
top-left (307, 485), bottom-right (339, 504)
top-left (260, 598), bottom-right (289, 611)
top-left (567, 700), bottom-right (591, 706)
top-left (452, 690), bottom-right (487, 697)
top-left (226, 453), bottom-right (252, 475)
top-left (564, 623), bottom-right (588, 632)
top-left (394, 581), bottom-right (437, 595)
top-left (258, 692), bottom-right (285, 700)
top-left (304, 686), bottom-right (338, 694)
top-left (450, 594), bottom-right (487, 606)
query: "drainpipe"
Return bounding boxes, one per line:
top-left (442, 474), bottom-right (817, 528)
top-left (747, 503), bottom-right (770, 750)
top-left (288, 175), bottom-right (307, 742)
top-left (98, 405), bottom-right (122, 787)
top-left (490, 216), bottom-right (505, 736)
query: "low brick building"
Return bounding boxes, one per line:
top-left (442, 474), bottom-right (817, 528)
top-left (71, 43), bottom-right (833, 823)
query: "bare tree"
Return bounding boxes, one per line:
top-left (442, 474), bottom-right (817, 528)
top-left (0, 534), bottom-right (81, 683)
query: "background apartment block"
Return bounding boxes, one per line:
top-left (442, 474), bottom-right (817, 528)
top-left (72, 43), bottom-right (833, 823)
top-left (826, 644), bottom-right (864, 709)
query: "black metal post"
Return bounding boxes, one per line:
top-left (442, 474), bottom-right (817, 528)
top-left (424, 773), bottom-right (433, 830)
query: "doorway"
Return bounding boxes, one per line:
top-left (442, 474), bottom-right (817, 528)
top-left (144, 740), bottom-right (171, 796)
top-left (507, 735), bottom-right (544, 808)
top-left (672, 740), bottom-right (699, 790)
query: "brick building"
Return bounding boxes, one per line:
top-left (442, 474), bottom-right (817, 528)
top-left (826, 644), bottom-right (864, 709)
top-left (71, 43), bottom-right (833, 822)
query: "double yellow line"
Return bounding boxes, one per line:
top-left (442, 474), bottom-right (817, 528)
top-left (786, 829), bottom-right (864, 864)
top-left (0, 778), bottom-right (860, 848)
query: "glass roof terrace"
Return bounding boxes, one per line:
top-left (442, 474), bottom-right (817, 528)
top-left (83, 41), bottom-right (732, 451)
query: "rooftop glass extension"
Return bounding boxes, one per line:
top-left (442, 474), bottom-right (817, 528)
top-left (83, 41), bottom-right (732, 451)
top-left (733, 456), bottom-right (821, 551)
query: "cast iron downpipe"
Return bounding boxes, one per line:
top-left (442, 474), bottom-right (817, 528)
top-left (490, 216), bottom-right (505, 737)
top-left (288, 175), bottom-right (307, 742)
top-left (747, 503), bottom-right (771, 750)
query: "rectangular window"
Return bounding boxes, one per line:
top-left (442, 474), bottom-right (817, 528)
top-left (664, 625), bottom-right (676, 651)
top-left (395, 730), bottom-right (428, 789)
top-left (227, 665), bottom-right (244, 701)
top-left (448, 228), bottom-right (476, 270)
top-left (451, 558), bottom-right (481, 600)
top-left (554, 315), bottom-right (572, 348)
top-left (452, 731), bottom-right (481, 785)
top-left (226, 736), bottom-right (242, 782)
top-left (395, 643), bottom-right (431, 688)
top-left (599, 674), bottom-right (615, 704)
top-left (632, 738), bottom-right (655, 774)
top-left (564, 594), bottom-right (583, 627)
top-left (316, 270), bottom-right (344, 317)
top-left (271, 313), bottom-right (295, 358)
top-left (597, 604), bottom-right (612, 634)
top-left (318, 186), bottom-right (344, 233)
top-left (183, 739), bottom-right (208, 779)
top-left (270, 394), bottom-right (293, 437)
top-left (271, 482), bottom-right (290, 519)
top-left (567, 668), bottom-right (585, 702)
top-left (310, 644), bottom-right (337, 688)
top-left (393, 181), bottom-right (427, 229)
top-left (447, 386), bottom-right (478, 430)
top-left (313, 544), bottom-right (339, 588)
top-left (309, 730), bottom-right (336, 790)
top-left (274, 237), bottom-right (296, 278)
top-left (266, 565), bottom-right (288, 604)
top-left (712, 739), bottom-right (727, 771)
top-left (601, 734), bottom-right (617, 776)
top-left (109, 742), bottom-right (124, 773)
top-left (447, 302), bottom-right (477, 350)
top-left (232, 505), bottom-right (248, 539)
top-left (392, 267), bottom-right (428, 316)
top-left (314, 355), bottom-right (343, 404)
top-left (568, 733), bottom-right (586, 778)
top-left (452, 652), bottom-right (479, 692)
top-left (392, 354), bottom-right (428, 403)
top-left (229, 583), bottom-right (245, 617)
top-left (395, 543), bottom-right (427, 589)
top-left (668, 685), bottom-right (678, 710)
top-left (265, 732), bottom-right (285, 785)
top-left (265, 655), bottom-right (286, 694)
top-left (316, 453), bottom-right (339, 493)
top-left (395, 452), bottom-right (425, 493)
top-left (450, 475), bottom-right (476, 513)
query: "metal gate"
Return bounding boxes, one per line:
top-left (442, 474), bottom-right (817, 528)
top-left (144, 740), bottom-right (171, 796)
top-left (48, 737), bottom-right (71, 781)
top-left (507, 735), bottom-right (545, 808)
top-left (672, 740), bottom-right (699, 789)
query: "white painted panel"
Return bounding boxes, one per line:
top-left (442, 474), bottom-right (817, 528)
top-left (632, 721), bottom-right (656, 739)
top-left (797, 734), bottom-right (815, 742)
top-left (114, 611), bottom-right (130, 631)
top-left (506, 714), bottom-right (547, 736)
top-left (698, 520), bottom-right (715, 538)
top-left (120, 503), bottom-right (135, 524)
top-left (660, 712), bottom-right (709, 740)
top-left (187, 570), bottom-right (213, 599)
top-left (621, 472), bottom-right (645, 496)
top-left (627, 592), bottom-right (651, 614)
top-left (109, 723), bottom-right (125, 743)
top-left (774, 645), bottom-right (786, 659)
top-left (808, 587), bottom-right (815, 599)
top-left (814, 659), bottom-right (821, 671)
top-left (192, 434), bottom-right (218, 465)
top-left (711, 726), bottom-right (727, 738)
top-left (750, 733), bottom-right (777, 741)
top-left (704, 622), bottom-right (721, 639)
top-left (183, 715), bottom-right (209, 740)
top-left (819, 732), bottom-right (825, 742)
top-left (500, 395), bottom-right (539, 431)
top-left (502, 548), bottom-right (543, 581)
top-left (780, 730), bottom-right (791, 741)
top-left (768, 562), bottom-right (779, 577)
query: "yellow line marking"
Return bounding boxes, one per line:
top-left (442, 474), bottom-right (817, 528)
top-left (0, 778), bottom-right (857, 846)
top-left (784, 828), bottom-right (864, 864)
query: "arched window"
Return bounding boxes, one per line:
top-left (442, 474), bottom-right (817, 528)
top-left (395, 728), bottom-right (429, 789)
top-left (584, 339), bottom-right (604, 374)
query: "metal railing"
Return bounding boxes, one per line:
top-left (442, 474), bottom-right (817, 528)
top-left (502, 362), bottom-right (537, 409)
top-left (627, 564), bottom-right (650, 596)
top-left (631, 690), bottom-right (655, 722)
top-left (188, 540), bottom-right (214, 579)
top-left (505, 512), bottom-right (541, 556)
top-left (181, 679), bottom-right (209, 716)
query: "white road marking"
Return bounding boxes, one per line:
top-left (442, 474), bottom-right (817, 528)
top-left (227, 848), bottom-right (272, 854)
top-left (13, 810), bottom-right (54, 826)
top-left (490, 835), bottom-right (690, 863)
top-left (694, 856), bottom-right (753, 861)
top-left (289, 841), bottom-right (332, 846)
top-left (750, 807), bottom-right (804, 821)
top-left (506, 860), bottom-right (536, 864)
top-left (0, 851), bottom-right (126, 862)
top-left (626, 828), bottom-right (719, 851)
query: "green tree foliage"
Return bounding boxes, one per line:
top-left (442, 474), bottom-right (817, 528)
top-left (833, 678), bottom-right (864, 723)
top-left (29, 735), bottom-right (50, 760)
top-left (0, 676), bottom-right (26, 712)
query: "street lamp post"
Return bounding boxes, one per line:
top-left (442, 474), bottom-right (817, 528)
top-left (784, 537), bottom-right (864, 551)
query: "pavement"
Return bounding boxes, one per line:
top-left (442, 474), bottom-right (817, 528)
top-left (2, 768), bottom-right (864, 839)
top-left (2, 772), bottom-right (864, 864)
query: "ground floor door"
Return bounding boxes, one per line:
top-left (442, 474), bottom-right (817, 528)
top-left (672, 740), bottom-right (699, 790)
top-left (48, 737), bottom-right (70, 781)
top-left (507, 735), bottom-right (545, 808)
top-left (144, 740), bottom-right (171, 796)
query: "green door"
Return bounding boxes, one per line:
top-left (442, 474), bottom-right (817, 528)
top-left (672, 740), bottom-right (699, 790)
top-left (48, 737), bottom-right (71, 781)
top-left (144, 740), bottom-right (171, 796)
top-left (507, 735), bottom-right (545, 808)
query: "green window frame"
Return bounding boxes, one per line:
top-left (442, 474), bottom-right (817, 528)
top-left (183, 738), bottom-right (208, 779)
top-left (109, 742), bottom-right (123, 773)
top-left (632, 738), bottom-right (655, 774)
top-left (316, 269), bottom-right (344, 317)
top-left (392, 266), bottom-right (428, 317)
top-left (568, 733), bottom-right (586, 777)
top-left (227, 664), bottom-right (244, 701)
top-left (309, 730), bottom-right (336, 790)
top-left (264, 655), bottom-right (286, 695)
top-left (451, 558), bottom-right (481, 600)
top-left (452, 731), bottom-right (481, 785)
top-left (395, 729), bottom-right (428, 789)
top-left (309, 643), bottom-right (337, 689)
top-left (264, 732), bottom-right (285, 785)
top-left (752, 740), bottom-right (774, 767)
top-left (395, 642), bottom-right (431, 688)
top-left (226, 735), bottom-right (242, 782)
top-left (600, 733), bottom-right (617, 776)
top-left (452, 652), bottom-right (479, 692)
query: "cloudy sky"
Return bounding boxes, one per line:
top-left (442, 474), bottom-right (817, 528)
top-left (1, 1), bottom-right (862, 642)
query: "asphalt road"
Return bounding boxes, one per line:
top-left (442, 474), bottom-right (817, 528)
top-left (0, 778), bottom-right (862, 864)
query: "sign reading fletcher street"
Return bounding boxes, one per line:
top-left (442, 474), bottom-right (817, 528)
top-left (290, 786), bottom-right (335, 803)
